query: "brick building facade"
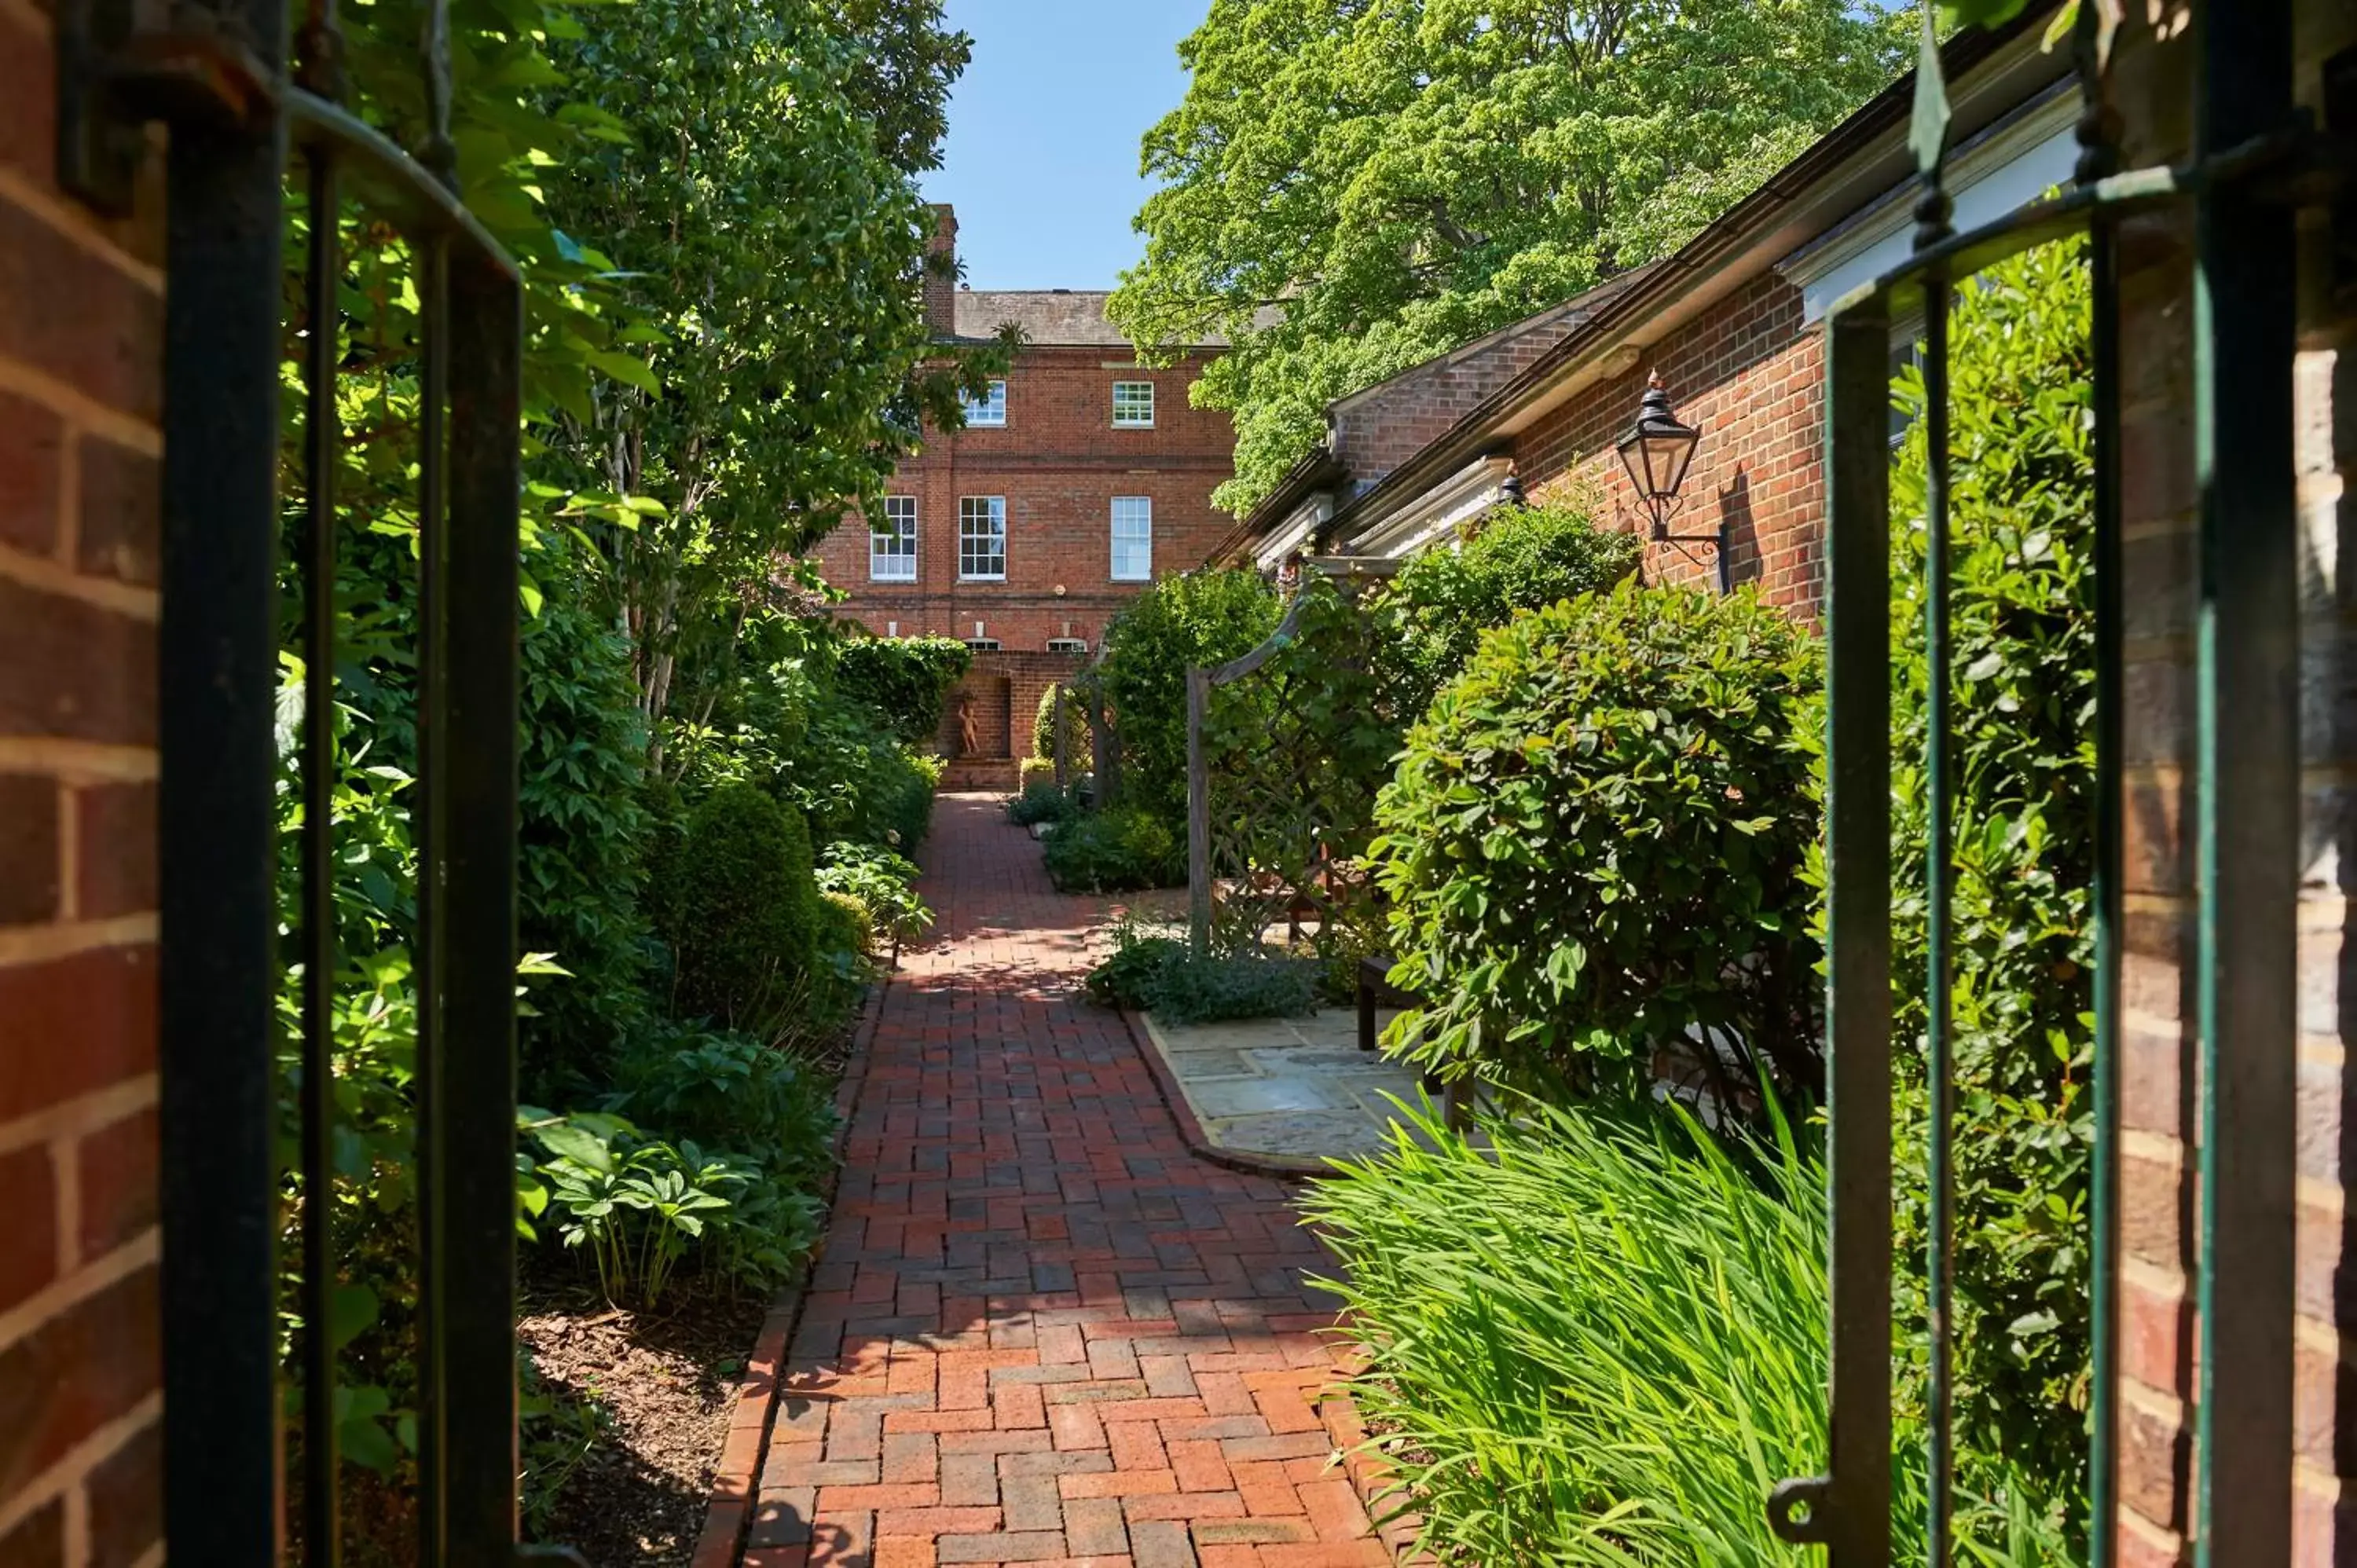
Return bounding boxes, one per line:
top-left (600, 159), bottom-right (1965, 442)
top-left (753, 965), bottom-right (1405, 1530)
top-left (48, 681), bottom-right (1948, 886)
top-left (0, 4), bottom-right (167, 1563)
top-left (807, 207), bottom-right (1240, 782)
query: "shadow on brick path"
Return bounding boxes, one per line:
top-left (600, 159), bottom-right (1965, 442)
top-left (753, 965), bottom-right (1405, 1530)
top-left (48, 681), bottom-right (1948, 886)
top-left (733, 793), bottom-right (1388, 1568)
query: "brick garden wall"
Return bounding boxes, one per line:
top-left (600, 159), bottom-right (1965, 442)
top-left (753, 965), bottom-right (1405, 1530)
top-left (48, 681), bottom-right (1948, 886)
top-left (1515, 273), bottom-right (1825, 614)
top-left (2106, 9), bottom-right (2357, 1564)
top-left (0, 11), bottom-right (167, 1567)
top-left (810, 346), bottom-right (1238, 654)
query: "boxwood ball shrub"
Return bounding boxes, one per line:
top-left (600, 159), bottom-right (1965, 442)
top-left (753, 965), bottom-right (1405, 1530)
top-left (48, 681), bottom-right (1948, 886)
top-left (1370, 579), bottom-right (1821, 1101)
top-left (659, 782), bottom-right (823, 1035)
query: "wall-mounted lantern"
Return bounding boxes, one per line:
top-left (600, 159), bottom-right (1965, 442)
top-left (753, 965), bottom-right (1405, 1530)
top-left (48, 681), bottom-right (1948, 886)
top-left (1615, 372), bottom-right (1727, 589)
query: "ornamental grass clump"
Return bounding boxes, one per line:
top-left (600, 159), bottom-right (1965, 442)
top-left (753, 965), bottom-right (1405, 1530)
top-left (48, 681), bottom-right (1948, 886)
top-left (1369, 579), bottom-right (1822, 1101)
top-left (1307, 1102), bottom-right (2073, 1566)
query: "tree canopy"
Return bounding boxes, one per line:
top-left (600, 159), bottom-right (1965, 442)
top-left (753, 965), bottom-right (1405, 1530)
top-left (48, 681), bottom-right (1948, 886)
top-left (538, 0), bottom-right (1006, 739)
top-left (1107, 0), bottom-right (1908, 516)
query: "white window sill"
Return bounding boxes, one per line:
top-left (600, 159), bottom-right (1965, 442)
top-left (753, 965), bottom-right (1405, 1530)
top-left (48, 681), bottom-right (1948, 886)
top-left (959, 573), bottom-right (1007, 584)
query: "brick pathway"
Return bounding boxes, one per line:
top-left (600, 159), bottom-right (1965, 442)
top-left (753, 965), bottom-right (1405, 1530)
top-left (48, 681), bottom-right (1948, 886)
top-left (739, 795), bottom-right (1386, 1568)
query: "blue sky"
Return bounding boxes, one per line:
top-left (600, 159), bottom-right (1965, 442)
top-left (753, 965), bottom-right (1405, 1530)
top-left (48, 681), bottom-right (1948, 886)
top-left (918, 1), bottom-right (1212, 292)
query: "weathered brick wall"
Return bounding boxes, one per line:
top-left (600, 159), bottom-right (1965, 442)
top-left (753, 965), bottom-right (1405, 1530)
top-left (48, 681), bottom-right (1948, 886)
top-left (0, 11), bottom-right (167, 1566)
top-left (938, 650), bottom-right (1090, 764)
top-left (1332, 306), bottom-right (1585, 486)
top-left (2095, 9), bottom-right (2355, 1562)
top-left (1515, 273), bottom-right (1825, 614)
top-left (811, 346), bottom-right (1238, 652)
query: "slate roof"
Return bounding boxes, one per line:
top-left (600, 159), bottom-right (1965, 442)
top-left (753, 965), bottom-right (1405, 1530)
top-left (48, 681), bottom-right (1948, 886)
top-left (951, 289), bottom-right (1252, 350)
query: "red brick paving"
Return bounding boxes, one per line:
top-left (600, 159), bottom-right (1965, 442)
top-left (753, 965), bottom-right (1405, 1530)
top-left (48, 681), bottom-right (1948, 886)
top-left (738, 795), bottom-right (1384, 1568)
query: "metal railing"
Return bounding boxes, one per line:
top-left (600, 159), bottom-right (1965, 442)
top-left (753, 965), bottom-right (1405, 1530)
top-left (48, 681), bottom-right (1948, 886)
top-left (1768, 3), bottom-right (2323, 1560)
top-left (59, 0), bottom-right (542, 1559)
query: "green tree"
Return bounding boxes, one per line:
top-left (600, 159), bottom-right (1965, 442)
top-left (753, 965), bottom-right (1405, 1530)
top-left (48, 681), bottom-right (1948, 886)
top-left (541, 0), bottom-right (1006, 744)
top-left (1109, 0), bottom-right (1907, 516)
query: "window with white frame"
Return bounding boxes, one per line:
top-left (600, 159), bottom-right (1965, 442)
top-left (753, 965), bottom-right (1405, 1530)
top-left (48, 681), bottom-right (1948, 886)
top-left (870, 495), bottom-right (917, 581)
top-left (959, 496), bottom-right (1006, 580)
top-left (1111, 496), bottom-right (1153, 582)
top-left (961, 379), bottom-right (1007, 427)
top-left (1113, 380), bottom-right (1156, 428)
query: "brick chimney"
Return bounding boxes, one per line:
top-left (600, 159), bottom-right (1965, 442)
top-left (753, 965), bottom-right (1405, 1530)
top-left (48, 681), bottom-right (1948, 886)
top-left (925, 203), bottom-right (959, 336)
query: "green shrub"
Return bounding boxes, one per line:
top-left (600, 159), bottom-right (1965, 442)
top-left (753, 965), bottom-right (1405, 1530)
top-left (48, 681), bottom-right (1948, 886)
top-left (1007, 777), bottom-right (1080, 827)
top-left (815, 891), bottom-right (874, 1016)
top-left (1083, 917), bottom-right (1317, 1023)
top-left (658, 784), bottom-right (823, 1035)
top-left (515, 545), bottom-right (659, 1096)
top-left (1145, 951), bottom-right (1319, 1025)
top-left (1100, 569), bottom-right (1283, 826)
top-left (831, 633), bottom-right (972, 743)
top-left (1371, 501), bottom-right (1642, 719)
top-left (815, 840), bottom-right (932, 950)
top-left (1031, 681), bottom-right (1087, 761)
top-left (785, 702), bottom-right (941, 852)
top-left (1307, 1101), bottom-right (2070, 1565)
top-left (1043, 805), bottom-right (1183, 893)
top-left (1879, 238), bottom-right (2096, 1506)
top-left (603, 1023), bottom-right (838, 1196)
top-left (1370, 579), bottom-right (1821, 1100)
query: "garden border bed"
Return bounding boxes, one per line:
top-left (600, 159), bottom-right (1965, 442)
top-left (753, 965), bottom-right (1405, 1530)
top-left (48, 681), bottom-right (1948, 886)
top-left (686, 978), bottom-right (889, 1568)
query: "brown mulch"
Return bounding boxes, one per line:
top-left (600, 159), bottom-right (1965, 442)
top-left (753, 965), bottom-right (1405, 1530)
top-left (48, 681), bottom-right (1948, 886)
top-left (519, 1262), bottom-right (768, 1568)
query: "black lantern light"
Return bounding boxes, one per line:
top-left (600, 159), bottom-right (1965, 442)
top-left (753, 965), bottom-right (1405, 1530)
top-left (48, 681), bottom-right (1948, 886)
top-left (1615, 371), bottom-right (1703, 538)
top-left (1615, 371), bottom-right (1728, 590)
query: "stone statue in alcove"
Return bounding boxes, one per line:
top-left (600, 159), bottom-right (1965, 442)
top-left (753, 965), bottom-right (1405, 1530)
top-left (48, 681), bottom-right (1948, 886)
top-left (957, 693), bottom-right (981, 757)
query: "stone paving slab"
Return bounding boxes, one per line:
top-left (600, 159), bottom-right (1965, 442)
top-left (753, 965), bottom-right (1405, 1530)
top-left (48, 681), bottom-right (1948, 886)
top-left (728, 796), bottom-right (1391, 1568)
top-left (1138, 1010), bottom-right (1435, 1168)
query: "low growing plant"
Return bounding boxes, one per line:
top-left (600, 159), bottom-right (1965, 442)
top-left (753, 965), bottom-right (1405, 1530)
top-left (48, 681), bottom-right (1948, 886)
top-left (1307, 1100), bottom-right (2072, 1565)
top-left (1007, 777), bottom-right (1081, 827)
top-left (1043, 805), bottom-right (1183, 893)
top-left (816, 839), bottom-right (933, 951)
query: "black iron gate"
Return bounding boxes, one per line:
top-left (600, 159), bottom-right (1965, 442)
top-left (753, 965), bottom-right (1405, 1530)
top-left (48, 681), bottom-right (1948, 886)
top-left (1769, 2), bottom-right (2331, 1563)
top-left (60, 0), bottom-right (543, 1559)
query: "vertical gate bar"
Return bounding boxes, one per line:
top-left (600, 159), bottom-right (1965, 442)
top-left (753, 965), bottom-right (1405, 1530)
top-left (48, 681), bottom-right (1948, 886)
top-left (1187, 667), bottom-right (1211, 957)
top-left (441, 248), bottom-right (526, 1559)
top-left (156, 7), bottom-right (289, 1553)
top-left (1920, 273), bottom-right (1955, 1568)
top-left (300, 143), bottom-right (345, 1568)
top-left (2074, 9), bottom-right (2124, 1556)
top-left (2191, 0), bottom-right (2298, 1561)
top-left (416, 230), bottom-right (456, 1568)
top-left (1824, 295), bottom-right (1897, 1568)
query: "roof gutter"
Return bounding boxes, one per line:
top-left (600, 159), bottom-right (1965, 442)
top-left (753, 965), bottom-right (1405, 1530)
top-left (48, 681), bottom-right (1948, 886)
top-left (1324, 7), bottom-right (2064, 548)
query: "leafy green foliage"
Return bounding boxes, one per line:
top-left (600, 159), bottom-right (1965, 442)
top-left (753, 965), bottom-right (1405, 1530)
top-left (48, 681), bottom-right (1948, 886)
top-left (1879, 240), bottom-right (2096, 1509)
top-left (1083, 916), bottom-right (1318, 1024)
top-left (1307, 1099), bottom-right (2069, 1564)
top-left (1109, 0), bottom-right (1907, 515)
top-left (1032, 681), bottom-right (1089, 762)
top-left (604, 1025), bottom-right (839, 1196)
top-left (834, 635), bottom-right (973, 744)
top-left (1099, 569), bottom-right (1284, 826)
top-left (541, 0), bottom-right (1010, 730)
top-left (1007, 779), bottom-right (1083, 828)
top-left (1043, 808), bottom-right (1185, 895)
top-left (1370, 581), bottom-right (1822, 1099)
top-left (816, 840), bottom-right (933, 950)
top-left (1368, 503), bottom-right (1643, 720)
top-left (657, 785), bottom-right (825, 1036)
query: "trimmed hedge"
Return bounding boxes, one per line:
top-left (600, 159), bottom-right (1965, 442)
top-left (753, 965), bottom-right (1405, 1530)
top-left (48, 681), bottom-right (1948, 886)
top-left (832, 634), bottom-right (971, 743)
top-left (1370, 579), bottom-right (1821, 1100)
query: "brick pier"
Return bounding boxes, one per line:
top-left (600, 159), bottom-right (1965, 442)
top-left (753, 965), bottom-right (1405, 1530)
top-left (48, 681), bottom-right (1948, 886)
top-left (735, 795), bottom-right (1386, 1568)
